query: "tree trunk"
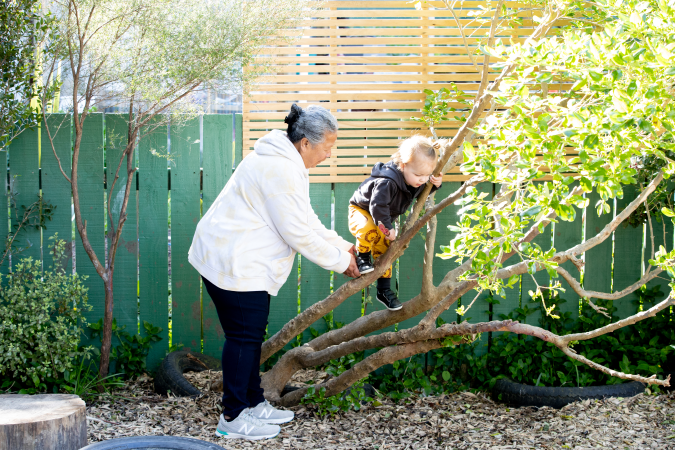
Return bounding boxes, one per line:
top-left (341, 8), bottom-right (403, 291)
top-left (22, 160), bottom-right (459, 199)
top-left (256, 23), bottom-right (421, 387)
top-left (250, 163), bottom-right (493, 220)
top-left (0, 394), bottom-right (87, 450)
top-left (98, 277), bottom-right (114, 383)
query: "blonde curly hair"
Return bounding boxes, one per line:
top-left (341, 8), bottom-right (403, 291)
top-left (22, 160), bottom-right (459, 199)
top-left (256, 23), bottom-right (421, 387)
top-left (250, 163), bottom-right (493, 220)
top-left (391, 135), bottom-right (438, 169)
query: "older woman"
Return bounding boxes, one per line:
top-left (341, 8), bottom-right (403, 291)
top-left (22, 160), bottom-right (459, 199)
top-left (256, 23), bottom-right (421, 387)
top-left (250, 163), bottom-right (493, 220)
top-left (188, 104), bottom-right (359, 440)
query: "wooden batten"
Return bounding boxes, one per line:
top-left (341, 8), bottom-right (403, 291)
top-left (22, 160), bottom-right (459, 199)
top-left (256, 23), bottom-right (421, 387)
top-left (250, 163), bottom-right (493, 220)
top-left (244, 0), bottom-right (558, 183)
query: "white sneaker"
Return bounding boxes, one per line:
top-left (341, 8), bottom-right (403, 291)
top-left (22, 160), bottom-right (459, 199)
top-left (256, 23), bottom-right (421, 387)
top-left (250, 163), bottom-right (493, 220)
top-left (215, 410), bottom-right (280, 440)
top-left (249, 399), bottom-right (295, 424)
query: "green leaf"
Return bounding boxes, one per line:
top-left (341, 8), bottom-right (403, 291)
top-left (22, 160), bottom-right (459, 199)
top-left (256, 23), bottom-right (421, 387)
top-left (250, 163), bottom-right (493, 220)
top-left (520, 205), bottom-right (542, 218)
top-left (580, 177), bottom-right (592, 192)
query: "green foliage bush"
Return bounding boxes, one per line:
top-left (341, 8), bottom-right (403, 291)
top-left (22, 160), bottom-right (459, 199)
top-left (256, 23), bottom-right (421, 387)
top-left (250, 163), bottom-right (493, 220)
top-left (89, 318), bottom-right (164, 380)
top-left (0, 238), bottom-right (91, 392)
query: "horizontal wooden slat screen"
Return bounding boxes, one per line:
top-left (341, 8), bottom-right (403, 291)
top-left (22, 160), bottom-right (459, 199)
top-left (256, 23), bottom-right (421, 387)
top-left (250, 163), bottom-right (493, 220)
top-left (243, 1), bottom-right (560, 183)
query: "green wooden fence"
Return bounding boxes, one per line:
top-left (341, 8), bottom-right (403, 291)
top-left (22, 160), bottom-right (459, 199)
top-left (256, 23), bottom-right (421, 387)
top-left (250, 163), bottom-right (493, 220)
top-left (4, 113), bottom-right (669, 371)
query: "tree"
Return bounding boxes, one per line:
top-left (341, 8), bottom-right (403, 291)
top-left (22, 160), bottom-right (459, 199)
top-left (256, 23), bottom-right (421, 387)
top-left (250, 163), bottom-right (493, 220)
top-left (1, 0), bottom-right (59, 150)
top-left (257, 0), bottom-right (675, 406)
top-left (41, 0), bottom-right (312, 381)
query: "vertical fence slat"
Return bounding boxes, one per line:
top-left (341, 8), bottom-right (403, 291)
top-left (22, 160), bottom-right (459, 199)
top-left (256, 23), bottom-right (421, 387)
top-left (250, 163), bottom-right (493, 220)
top-left (76, 113), bottom-right (106, 334)
top-left (432, 182), bottom-right (462, 324)
top-left (269, 256), bottom-right (300, 345)
top-left (584, 191), bottom-right (613, 317)
top-left (75, 113), bottom-right (105, 334)
top-left (333, 183), bottom-right (363, 325)
top-left (301, 184), bottom-right (333, 341)
top-left (463, 183), bottom-right (493, 355)
top-left (0, 145), bottom-right (7, 274)
top-left (41, 114), bottom-right (72, 271)
top-left (234, 114), bottom-right (243, 168)
top-left (105, 115), bottom-right (138, 335)
top-left (644, 183), bottom-right (673, 309)
top-left (612, 187), bottom-right (642, 319)
top-left (138, 118), bottom-right (169, 370)
top-left (9, 126), bottom-right (41, 264)
top-left (396, 224), bottom-right (425, 331)
top-left (520, 181), bottom-right (550, 327)
top-left (201, 115), bottom-right (232, 358)
top-left (169, 118), bottom-right (202, 351)
top-left (552, 184), bottom-right (583, 324)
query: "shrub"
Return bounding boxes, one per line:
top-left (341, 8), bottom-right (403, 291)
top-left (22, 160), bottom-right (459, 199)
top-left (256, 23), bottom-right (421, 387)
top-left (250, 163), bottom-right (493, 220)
top-left (0, 237), bottom-right (91, 392)
top-left (88, 318), bottom-right (164, 380)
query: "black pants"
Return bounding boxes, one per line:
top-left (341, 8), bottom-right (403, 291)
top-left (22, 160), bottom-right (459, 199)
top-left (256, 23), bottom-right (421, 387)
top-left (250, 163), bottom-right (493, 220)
top-left (202, 276), bottom-right (270, 419)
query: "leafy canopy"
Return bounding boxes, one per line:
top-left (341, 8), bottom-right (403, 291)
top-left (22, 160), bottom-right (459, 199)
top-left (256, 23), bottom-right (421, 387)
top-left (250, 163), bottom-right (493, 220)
top-left (438, 0), bottom-right (675, 303)
top-left (1, 0), bottom-right (59, 150)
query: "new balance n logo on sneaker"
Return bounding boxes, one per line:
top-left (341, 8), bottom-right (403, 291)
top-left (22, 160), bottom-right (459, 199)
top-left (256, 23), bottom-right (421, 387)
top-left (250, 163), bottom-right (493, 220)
top-left (238, 423), bottom-right (255, 435)
top-left (249, 400), bottom-right (295, 424)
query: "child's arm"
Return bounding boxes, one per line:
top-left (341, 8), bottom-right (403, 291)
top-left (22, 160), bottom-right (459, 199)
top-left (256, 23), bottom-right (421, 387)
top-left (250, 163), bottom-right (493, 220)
top-left (369, 179), bottom-right (397, 231)
top-left (378, 221), bottom-right (397, 241)
top-left (430, 175), bottom-right (442, 189)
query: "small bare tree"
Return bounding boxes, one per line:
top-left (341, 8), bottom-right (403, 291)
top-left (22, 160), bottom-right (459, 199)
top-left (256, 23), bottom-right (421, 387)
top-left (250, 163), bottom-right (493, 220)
top-left (257, 0), bottom-right (675, 406)
top-left (41, 0), bottom-right (312, 381)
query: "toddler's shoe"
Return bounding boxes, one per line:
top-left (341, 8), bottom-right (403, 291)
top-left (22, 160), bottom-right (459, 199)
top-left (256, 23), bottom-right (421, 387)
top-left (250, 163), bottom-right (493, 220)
top-left (356, 251), bottom-right (375, 274)
top-left (376, 287), bottom-right (402, 311)
top-left (249, 399), bottom-right (294, 424)
top-left (215, 411), bottom-right (280, 440)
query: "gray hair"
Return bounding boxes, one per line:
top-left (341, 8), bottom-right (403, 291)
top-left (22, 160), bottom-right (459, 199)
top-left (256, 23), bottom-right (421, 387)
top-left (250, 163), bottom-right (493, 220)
top-left (285, 104), bottom-right (338, 145)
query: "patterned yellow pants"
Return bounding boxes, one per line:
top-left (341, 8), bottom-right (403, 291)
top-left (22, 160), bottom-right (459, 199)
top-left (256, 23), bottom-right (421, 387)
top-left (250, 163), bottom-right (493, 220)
top-left (348, 204), bottom-right (392, 278)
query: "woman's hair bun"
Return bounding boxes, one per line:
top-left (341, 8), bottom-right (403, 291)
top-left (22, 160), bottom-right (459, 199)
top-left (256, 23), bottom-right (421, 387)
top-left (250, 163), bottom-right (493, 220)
top-left (284, 104), bottom-right (303, 127)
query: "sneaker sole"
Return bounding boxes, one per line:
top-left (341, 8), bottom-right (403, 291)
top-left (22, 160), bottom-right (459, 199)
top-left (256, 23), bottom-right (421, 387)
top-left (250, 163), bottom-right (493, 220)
top-left (376, 296), bottom-right (403, 311)
top-left (359, 267), bottom-right (375, 274)
top-left (256, 415), bottom-right (294, 424)
top-left (215, 429), bottom-right (280, 440)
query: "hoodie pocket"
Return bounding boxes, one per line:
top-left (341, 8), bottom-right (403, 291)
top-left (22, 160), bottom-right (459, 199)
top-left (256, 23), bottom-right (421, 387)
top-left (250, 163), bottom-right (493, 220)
top-left (270, 247), bottom-right (296, 284)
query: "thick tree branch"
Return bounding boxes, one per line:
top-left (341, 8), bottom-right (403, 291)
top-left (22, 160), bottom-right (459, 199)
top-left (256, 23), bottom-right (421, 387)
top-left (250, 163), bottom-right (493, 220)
top-left (556, 265), bottom-right (662, 308)
top-left (562, 296), bottom-right (675, 345)
top-left (261, 177), bottom-right (482, 362)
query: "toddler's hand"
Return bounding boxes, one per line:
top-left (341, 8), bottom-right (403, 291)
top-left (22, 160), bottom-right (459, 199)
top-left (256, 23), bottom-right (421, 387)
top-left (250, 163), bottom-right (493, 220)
top-left (378, 222), bottom-right (397, 241)
top-left (430, 175), bottom-right (442, 188)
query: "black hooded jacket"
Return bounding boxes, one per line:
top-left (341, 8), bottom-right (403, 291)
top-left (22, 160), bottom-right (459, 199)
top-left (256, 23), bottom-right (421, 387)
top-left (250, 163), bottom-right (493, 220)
top-left (349, 161), bottom-right (440, 230)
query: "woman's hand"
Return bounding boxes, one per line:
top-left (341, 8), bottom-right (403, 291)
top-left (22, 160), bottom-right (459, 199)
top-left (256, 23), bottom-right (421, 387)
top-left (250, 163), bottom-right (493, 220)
top-left (430, 175), bottom-right (442, 188)
top-left (343, 252), bottom-right (361, 278)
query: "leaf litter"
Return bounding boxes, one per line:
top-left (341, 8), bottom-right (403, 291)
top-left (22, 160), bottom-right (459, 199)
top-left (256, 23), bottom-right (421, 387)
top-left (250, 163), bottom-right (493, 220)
top-left (86, 370), bottom-right (675, 449)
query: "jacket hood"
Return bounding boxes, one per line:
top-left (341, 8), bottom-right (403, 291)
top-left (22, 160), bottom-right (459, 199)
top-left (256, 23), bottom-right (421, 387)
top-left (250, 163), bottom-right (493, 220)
top-left (254, 129), bottom-right (307, 175)
top-left (371, 161), bottom-right (407, 191)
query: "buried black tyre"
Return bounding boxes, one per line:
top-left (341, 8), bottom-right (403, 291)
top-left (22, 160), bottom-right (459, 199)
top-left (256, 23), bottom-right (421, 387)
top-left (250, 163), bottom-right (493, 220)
top-left (154, 350), bottom-right (221, 397)
top-left (492, 378), bottom-right (645, 409)
top-left (80, 436), bottom-right (226, 449)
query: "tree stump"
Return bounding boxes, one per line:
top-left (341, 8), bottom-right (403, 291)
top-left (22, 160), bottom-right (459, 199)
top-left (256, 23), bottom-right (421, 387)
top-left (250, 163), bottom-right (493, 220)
top-left (0, 394), bottom-right (87, 450)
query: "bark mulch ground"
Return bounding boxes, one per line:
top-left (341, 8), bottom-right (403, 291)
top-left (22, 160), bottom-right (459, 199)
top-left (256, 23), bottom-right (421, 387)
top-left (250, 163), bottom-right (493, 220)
top-left (85, 370), bottom-right (675, 449)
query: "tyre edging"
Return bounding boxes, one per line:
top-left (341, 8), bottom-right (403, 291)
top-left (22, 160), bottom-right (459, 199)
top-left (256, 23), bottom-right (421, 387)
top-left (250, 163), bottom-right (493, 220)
top-left (153, 350), bottom-right (221, 397)
top-left (80, 435), bottom-right (226, 449)
top-left (492, 378), bottom-right (645, 409)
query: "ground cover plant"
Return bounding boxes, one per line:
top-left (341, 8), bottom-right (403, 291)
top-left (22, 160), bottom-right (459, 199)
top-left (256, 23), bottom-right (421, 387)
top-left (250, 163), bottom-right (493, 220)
top-left (255, 0), bottom-right (675, 407)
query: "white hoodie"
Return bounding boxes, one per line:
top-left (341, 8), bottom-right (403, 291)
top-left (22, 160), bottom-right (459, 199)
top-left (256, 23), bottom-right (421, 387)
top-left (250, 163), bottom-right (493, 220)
top-left (188, 129), bottom-right (352, 295)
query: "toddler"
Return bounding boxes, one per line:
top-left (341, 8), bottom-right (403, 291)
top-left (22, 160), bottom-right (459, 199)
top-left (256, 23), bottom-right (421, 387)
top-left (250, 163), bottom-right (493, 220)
top-left (348, 135), bottom-right (442, 311)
